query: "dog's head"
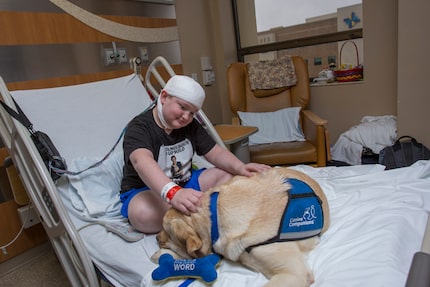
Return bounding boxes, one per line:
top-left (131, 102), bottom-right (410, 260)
top-left (155, 207), bottom-right (212, 260)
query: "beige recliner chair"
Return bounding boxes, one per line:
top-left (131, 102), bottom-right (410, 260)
top-left (227, 56), bottom-right (329, 167)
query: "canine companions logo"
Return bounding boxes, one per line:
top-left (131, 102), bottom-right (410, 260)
top-left (289, 205), bottom-right (317, 228)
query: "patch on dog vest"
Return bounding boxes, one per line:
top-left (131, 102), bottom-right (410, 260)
top-left (279, 178), bottom-right (323, 240)
top-left (245, 178), bottom-right (324, 252)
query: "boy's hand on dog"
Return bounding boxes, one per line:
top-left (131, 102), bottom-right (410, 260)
top-left (171, 188), bottom-right (203, 215)
top-left (239, 162), bottom-right (271, 177)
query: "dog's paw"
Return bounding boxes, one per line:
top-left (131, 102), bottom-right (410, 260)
top-left (151, 248), bottom-right (180, 264)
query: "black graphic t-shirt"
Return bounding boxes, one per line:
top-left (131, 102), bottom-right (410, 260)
top-left (120, 108), bottom-right (215, 193)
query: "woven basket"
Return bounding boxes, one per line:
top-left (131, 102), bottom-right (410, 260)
top-left (334, 41), bottom-right (363, 82)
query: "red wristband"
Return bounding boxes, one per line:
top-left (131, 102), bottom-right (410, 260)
top-left (166, 185), bottom-right (182, 203)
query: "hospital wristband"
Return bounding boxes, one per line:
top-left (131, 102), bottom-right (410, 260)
top-left (161, 182), bottom-right (182, 203)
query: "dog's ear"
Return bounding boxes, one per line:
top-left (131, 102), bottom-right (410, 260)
top-left (165, 218), bottom-right (203, 258)
top-left (156, 230), bottom-right (169, 248)
top-left (185, 232), bottom-right (203, 256)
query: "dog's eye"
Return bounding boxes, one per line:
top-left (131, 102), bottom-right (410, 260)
top-left (156, 232), bottom-right (167, 244)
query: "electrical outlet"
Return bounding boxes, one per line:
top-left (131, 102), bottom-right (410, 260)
top-left (17, 205), bottom-right (40, 229)
top-left (104, 48), bottom-right (116, 65)
top-left (202, 70), bottom-right (215, 86)
top-left (117, 48), bottom-right (128, 64)
top-left (139, 46), bottom-right (149, 61)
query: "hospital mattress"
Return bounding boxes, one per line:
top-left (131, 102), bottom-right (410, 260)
top-left (62, 158), bottom-right (430, 287)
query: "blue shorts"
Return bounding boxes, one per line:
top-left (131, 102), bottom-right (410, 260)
top-left (120, 168), bottom-right (205, 218)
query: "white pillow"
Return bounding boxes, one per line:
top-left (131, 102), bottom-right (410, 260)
top-left (67, 151), bottom-right (124, 218)
top-left (238, 107), bottom-right (305, 145)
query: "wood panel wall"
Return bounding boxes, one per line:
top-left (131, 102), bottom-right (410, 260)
top-left (0, 9), bottom-right (183, 89)
top-left (0, 148), bottom-right (47, 263)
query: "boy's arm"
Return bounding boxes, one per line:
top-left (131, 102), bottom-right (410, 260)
top-left (204, 144), bottom-right (270, 176)
top-left (130, 148), bottom-right (171, 194)
top-left (129, 148), bottom-right (203, 214)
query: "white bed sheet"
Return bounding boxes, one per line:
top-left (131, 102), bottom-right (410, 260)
top-left (58, 160), bottom-right (430, 287)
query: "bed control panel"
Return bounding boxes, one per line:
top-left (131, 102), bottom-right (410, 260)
top-left (42, 188), bottom-right (59, 223)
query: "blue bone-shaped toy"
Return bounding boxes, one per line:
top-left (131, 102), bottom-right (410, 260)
top-left (152, 253), bottom-right (221, 283)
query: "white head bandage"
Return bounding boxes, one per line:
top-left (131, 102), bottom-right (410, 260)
top-left (162, 75), bottom-right (205, 110)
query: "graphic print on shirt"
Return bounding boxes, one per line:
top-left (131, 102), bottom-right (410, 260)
top-left (158, 138), bottom-right (193, 184)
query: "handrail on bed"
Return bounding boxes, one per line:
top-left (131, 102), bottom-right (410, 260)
top-left (405, 215), bottom-right (430, 287)
top-left (145, 56), bottom-right (176, 98)
top-left (0, 77), bottom-right (100, 286)
top-left (144, 56), bottom-right (226, 149)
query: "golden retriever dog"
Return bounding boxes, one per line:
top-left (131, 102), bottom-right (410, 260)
top-left (154, 167), bottom-right (330, 287)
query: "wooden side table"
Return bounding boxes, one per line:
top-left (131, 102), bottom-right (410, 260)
top-left (214, 125), bottom-right (258, 163)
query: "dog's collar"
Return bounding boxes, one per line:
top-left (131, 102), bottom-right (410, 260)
top-left (209, 192), bottom-right (220, 245)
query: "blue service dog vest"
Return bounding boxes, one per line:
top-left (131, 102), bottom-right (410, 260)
top-left (246, 178), bottom-right (324, 252)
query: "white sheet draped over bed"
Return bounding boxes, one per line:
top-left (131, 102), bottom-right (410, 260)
top-left (59, 160), bottom-right (430, 287)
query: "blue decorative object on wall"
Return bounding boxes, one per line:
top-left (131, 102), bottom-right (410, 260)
top-left (344, 12), bottom-right (361, 29)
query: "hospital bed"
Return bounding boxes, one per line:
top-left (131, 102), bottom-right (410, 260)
top-left (0, 56), bottom-right (430, 287)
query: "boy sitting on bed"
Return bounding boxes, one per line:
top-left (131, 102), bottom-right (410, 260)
top-left (120, 75), bottom-right (270, 234)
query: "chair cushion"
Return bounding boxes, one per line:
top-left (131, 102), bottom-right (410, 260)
top-left (238, 107), bottom-right (305, 145)
top-left (249, 141), bottom-right (317, 166)
top-left (253, 87), bottom-right (288, 98)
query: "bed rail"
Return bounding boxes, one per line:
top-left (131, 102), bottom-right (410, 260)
top-left (405, 215), bottom-right (430, 287)
top-left (0, 77), bottom-right (99, 286)
top-left (144, 56), bottom-right (226, 149)
top-left (420, 215), bottom-right (430, 254)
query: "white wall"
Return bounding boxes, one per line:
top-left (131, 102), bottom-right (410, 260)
top-left (397, 0), bottom-right (430, 146)
top-left (310, 0), bottom-right (398, 142)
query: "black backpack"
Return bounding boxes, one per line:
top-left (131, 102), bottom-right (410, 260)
top-left (379, 136), bottom-right (430, 169)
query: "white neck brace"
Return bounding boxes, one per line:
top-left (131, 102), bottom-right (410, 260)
top-left (156, 96), bottom-right (173, 129)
